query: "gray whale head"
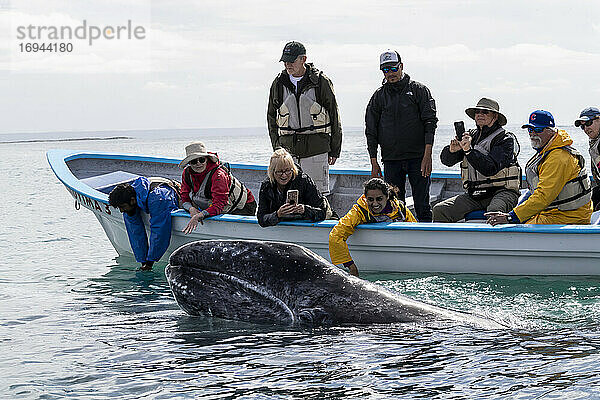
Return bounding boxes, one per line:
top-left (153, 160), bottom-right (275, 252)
top-left (165, 240), bottom-right (506, 328)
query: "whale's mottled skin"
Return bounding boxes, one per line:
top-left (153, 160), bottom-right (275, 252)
top-left (165, 240), bottom-right (505, 328)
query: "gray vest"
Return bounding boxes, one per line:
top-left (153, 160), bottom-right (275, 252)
top-left (276, 85), bottom-right (331, 136)
top-left (460, 127), bottom-right (521, 193)
top-left (525, 145), bottom-right (592, 211)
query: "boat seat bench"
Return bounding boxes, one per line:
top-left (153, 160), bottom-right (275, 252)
top-left (463, 189), bottom-right (529, 222)
top-left (81, 171), bottom-right (140, 194)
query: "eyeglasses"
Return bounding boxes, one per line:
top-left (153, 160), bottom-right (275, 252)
top-left (580, 118), bottom-right (598, 129)
top-left (274, 168), bottom-right (293, 176)
top-left (474, 110), bottom-right (490, 115)
top-left (527, 127), bottom-right (546, 134)
top-left (189, 157), bottom-right (207, 165)
top-left (381, 66), bottom-right (399, 73)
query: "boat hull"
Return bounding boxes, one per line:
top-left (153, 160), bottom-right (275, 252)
top-left (48, 149), bottom-right (600, 275)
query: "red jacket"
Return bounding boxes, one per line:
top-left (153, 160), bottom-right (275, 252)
top-left (180, 161), bottom-right (255, 216)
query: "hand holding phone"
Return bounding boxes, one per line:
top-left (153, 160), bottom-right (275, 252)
top-left (286, 189), bottom-right (299, 206)
top-left (454, 121), bottom-right (465, 141)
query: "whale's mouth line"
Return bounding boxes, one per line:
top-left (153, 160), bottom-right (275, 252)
top-left (203, 270), bottom-right (296, 324)
top-left (170, 264), bottom-right (296, 324)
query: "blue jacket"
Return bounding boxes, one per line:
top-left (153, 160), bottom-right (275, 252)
top-left (123, 177), bottom-right (179, 263)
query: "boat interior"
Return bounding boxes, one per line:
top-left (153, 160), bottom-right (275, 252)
top-left (66, 154), bottom-right (600, 224)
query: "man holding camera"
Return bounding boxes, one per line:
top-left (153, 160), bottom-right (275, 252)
top-left (574, 107), bottom-right (600, 210)
top-left (365, 50), bottom-right (438, 222)
top-left (432, 98), bottom-right (521, 222)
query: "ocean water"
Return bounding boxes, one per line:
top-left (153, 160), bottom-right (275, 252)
top-left (2, 126), bottom-right (600, 399)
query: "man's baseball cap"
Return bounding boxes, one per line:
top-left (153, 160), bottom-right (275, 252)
top-left (574, 107), bottom-right (600, 127)
top-left (521, 110), bottom-right (555, 129)
top-left (280, 41), bottom-right (306, 62)
top-left (379, 50), bottom-right (401, 68)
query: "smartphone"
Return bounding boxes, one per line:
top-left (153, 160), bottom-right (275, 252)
top-left (286, 189), bottom-right (299, 205)
top-left (454, 121), bottom-right (465, 141)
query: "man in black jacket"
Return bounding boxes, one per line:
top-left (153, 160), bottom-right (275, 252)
top-left (365, 50), bottom-right (438, 221)
top-left (432, 98), bottom-right (521, 222)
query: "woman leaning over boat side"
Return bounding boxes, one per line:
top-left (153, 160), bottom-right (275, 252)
top-left (329, 178), bottom-right (417, 277)
top-left (257, 148), bottom-right (334, 227)
top-left (179, 141), bottom-right (257, 234)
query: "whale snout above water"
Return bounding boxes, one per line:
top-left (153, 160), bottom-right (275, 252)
top-left (165, 240), bottom-right (505, 328)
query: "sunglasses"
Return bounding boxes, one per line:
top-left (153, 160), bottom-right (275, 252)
top-left (580, 118), bottom-right (598, 129)
top-left (381, 66), bottom-right (399, 73)
top-left (474, 110), bottom-right (490, 115)
top-left (189, 157), bottom-right (207, 165)
top-left (527, 127), bottom-right (546, 134)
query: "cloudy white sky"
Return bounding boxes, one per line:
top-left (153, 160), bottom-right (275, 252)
top-left (1, 0), bottom-right (599, 134)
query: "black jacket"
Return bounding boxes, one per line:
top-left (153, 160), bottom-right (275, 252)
top-left (365, 73), bottom-right (438, 161)
top-left (257, 170), bottom-right (329, 227)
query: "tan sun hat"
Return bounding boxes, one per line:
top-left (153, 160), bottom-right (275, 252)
top-left (178, 141), bottom-right (219, 168)
top-left (465, 97), bottom-right (507, 126)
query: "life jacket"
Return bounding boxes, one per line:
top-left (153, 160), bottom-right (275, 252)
top-left (356, 198), bottom-right (408, 223)
top-left (183, 163), bottom-right (248, 213)
top-left (460, 127), bottom-right (521, 194)
top-left (525, 146), bottom-right (592, 211)
top-left (589, 138), bottom-right (600, 184)
top-left (149, 177), bottom-right (182, 207)
top-left (276, 76), bottom-right (331, 137)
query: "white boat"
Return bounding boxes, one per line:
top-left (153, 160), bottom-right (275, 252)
top-left (47, 149), bottom-right (600, 275)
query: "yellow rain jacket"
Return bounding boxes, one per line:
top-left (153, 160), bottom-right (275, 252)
top-left (514, 130), bottom-right (592, 224)
top-left (329, 195), bottom-right (417, 265)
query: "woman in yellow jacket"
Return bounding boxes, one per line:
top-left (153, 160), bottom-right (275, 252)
top-left (329, 178), bottom-right (417, 276)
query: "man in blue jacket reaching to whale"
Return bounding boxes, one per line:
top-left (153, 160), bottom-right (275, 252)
top-left (109, 177), bottom-right (179, 270)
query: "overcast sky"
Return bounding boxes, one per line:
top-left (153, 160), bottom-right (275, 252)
top-left (1, 0), bottom-right (600, 134)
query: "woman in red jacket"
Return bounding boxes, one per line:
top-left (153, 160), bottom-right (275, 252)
top-left (179, 142), bottom-right (256, 234)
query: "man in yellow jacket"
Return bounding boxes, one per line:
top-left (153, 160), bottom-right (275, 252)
top-left (486, 110), bottom-right (592, 226)
top-left (329, 178), bottom-right (417, 276)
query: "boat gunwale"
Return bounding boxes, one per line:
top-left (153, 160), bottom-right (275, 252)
top-left (47, 149), bottom-right (600, 234)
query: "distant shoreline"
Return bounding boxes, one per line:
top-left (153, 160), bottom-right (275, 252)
top-left (0, 136), bottom-right (133, 144)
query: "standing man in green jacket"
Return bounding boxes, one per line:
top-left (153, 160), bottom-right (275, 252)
top-left (267, 41), bottom-right (343, 195)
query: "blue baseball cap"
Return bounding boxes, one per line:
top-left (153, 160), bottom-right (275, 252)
top-left (574, 107), bottom-right (600, 127)
top-left (522, 110), bottom-right (555, 129)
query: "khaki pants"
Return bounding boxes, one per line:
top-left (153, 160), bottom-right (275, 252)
top-left (432, 189), bottom-right (519, 222)
top-left (293, 153), bottom-right (330, 195)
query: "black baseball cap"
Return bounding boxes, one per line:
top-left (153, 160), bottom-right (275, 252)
top-left (279, 41), bottom-right (306, 62)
